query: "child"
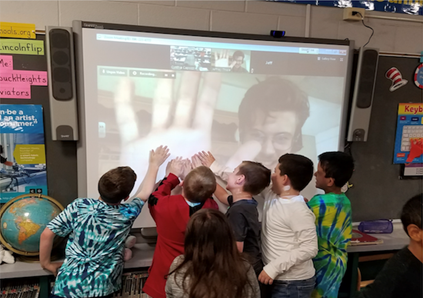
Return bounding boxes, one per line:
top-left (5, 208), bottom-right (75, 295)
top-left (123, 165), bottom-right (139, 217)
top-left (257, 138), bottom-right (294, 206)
top-left (142, 160), bottom-right (219, 298)
top-left (207, 158), bottom-right (271, 276)
top-left (199, 151), bottom-right (318, 297)
top-left (258, 153), bottom-right (317, 297)
top-left (307, 151), bottom-right (354, 298)
top-left (355, 194), bottom-right (423, 298)
top-left (39, 146), bottom-right (170, 298)
top-left (166, 209), bottom-right (260, 298)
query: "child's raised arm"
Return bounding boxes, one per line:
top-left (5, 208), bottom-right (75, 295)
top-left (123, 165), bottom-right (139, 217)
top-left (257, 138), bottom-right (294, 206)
top-left (179, 159), bottom-right (192, 181)
top-left (192, 152), bottom-right (230, 204)
top-left (197, 151), bottom-right (215, 167)
top-left (149, 157), bottom-right (184, 206)
top-left (165, 157), bottom-right (184, 178)
top-left (214, 183), bottom-right (230, 206)
top-left (196, 151), bottom-right (231, 181)
top-left (135, 145), bottom-right (170, 201)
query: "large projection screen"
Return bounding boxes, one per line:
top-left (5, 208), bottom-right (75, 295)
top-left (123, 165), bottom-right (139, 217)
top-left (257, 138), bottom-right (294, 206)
top-left (73, 21), bottom-right (353, 228)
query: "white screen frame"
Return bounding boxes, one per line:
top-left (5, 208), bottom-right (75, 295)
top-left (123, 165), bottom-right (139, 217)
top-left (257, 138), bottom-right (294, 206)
top-left (73, 20), bottom-right (354, 227)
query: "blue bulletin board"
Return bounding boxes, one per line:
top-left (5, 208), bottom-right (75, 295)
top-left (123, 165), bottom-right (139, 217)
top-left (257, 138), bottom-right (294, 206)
top-left (394, 103), bottom-right (423, 164)
top-left (268, 0), bottom-right (423, 16)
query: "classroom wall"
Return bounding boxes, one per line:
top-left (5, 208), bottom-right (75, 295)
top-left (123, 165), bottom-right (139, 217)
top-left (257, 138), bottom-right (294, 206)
top-left (0, 36), bottom-right (78, 208)
top-left (0, 0), bottom-right (422, 55)
top-left (348, 55), bottom-right (423, 222)
top-left (1, 0), bottom-right (422, 217)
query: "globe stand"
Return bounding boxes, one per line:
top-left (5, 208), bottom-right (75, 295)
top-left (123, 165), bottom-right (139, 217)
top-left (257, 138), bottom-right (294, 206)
top-left (18, 255), bottom-right (40, 263)
top-left (18, 252), bottom-right (62, 263)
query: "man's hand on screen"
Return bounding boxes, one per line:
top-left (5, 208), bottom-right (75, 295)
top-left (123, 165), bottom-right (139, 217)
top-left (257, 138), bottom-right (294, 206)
top-left (114, 72), bottom-right (221, 193)
top-left (214, 50), bottom-right (230, 68)
top-left (224, 140), bottom-right (262, 170)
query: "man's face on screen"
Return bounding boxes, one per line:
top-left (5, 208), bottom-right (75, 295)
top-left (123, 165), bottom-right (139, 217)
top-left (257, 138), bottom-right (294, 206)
top-left (243, 110), bottom-right (297, 169)
top-left (233, 56), bottom-right (244, 68)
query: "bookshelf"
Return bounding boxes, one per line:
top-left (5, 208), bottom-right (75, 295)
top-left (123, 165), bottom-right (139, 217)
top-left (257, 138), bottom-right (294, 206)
top-left (1, 278), bottom-right (41, 298)
top-left (113, 271), bottom-right (150, 298)
top-left (0, 242), bottom-right (155, 298)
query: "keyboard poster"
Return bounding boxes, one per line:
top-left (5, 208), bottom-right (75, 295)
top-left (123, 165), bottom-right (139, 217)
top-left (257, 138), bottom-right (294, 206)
top-left (0, 104), bottom-right (48, 203)
top-left (394, 103), bottom-right (423, 164)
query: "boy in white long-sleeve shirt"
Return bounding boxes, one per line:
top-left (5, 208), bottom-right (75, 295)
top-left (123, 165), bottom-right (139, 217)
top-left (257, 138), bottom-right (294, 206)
top-left (258, 153), bottom-right (318, 298)
top-left (197, 151), bottom-right (318, 298)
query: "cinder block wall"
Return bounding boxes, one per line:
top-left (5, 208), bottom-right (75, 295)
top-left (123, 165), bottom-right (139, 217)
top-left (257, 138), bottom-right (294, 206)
top-left (0, 0), bottom-right (421, 53)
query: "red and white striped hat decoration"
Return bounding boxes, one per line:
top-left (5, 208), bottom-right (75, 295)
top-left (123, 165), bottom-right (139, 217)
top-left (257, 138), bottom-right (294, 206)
top-left (385, 67), bottom-right (408, 91)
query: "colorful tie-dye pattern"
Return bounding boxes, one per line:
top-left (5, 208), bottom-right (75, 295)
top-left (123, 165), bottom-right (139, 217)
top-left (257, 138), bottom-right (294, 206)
top-left (307, 193), bottom-right (352, 298)
top-left (47, 198), bottom-right (144, 298)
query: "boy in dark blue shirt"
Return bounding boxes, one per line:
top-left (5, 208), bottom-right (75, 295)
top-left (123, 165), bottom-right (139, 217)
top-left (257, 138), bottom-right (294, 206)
top-left (196, 152), bottom-right (271, 275)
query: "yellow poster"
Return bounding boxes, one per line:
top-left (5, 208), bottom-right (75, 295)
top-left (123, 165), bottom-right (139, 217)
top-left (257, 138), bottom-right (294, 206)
top-left (13, 145), bottom-right (46, 164)
top-left (0, 22), bottom-right (36, 39)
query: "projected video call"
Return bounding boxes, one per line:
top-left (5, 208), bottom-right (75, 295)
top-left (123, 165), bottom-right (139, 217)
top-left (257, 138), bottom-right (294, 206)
top-left (79, 27), bottom-right (351, 213)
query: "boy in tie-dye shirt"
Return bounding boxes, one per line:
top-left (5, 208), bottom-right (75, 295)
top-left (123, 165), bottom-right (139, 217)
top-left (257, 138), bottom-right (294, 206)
top-left (39, 146), bottom-right (169, 298)
top-left (307, 151), bottom-right (354, 298)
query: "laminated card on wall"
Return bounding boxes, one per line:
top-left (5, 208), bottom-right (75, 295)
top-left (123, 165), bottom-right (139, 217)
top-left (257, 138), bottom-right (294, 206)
top-left (394, 103), bottom-right (423, 165)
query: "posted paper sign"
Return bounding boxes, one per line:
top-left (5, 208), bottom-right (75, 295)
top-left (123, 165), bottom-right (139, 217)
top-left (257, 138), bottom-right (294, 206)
top-left (0, 82), bottom-right (31, 99)
top-left (0, 54), bottom-right (48, 99)
top-left (0, 104), bottom-right (48, 203)
top-left (0, 39), bottom-right (44, 55)
top-left (394, 103), bottom-right (423, 164)
top-left (0, 55), bottom-right (13, 69)
top-left (0, 22), bottom-right (36, 39)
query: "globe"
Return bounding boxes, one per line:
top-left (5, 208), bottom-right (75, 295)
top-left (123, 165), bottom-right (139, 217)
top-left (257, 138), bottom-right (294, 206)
top-left (0, 194), bottom-right (64, 256)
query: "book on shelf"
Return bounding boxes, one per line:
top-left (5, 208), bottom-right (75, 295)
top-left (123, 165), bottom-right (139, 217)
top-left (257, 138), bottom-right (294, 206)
top-left (0, 282), bottom-right (40, 298)
top-left (112, 271), bottom-right (149, 298)
top-left (47, 271), bottom-right (149, 298)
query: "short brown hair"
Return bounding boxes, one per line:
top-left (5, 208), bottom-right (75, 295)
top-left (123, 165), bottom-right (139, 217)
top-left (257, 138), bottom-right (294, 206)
top-left (98, 166), bottom-right (137, 204)
top-left (237, 161), bottom-right (271, 195)
top-left (183, 166), bottom-right (216, 203)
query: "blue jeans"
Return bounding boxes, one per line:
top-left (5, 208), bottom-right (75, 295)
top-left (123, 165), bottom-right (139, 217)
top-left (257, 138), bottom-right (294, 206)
top-left (271, 276), bottom-right (315, 298)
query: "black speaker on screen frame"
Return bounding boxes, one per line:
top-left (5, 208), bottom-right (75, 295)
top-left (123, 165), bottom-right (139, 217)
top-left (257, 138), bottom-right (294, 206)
top-left (45, 26), bottom-right (79, 141)
top-left (347, 47), bottom-right (379, 142)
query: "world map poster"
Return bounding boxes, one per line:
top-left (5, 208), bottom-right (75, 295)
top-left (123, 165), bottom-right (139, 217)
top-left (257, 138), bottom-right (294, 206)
top-left (0, 104), bottom-right (47, 203)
